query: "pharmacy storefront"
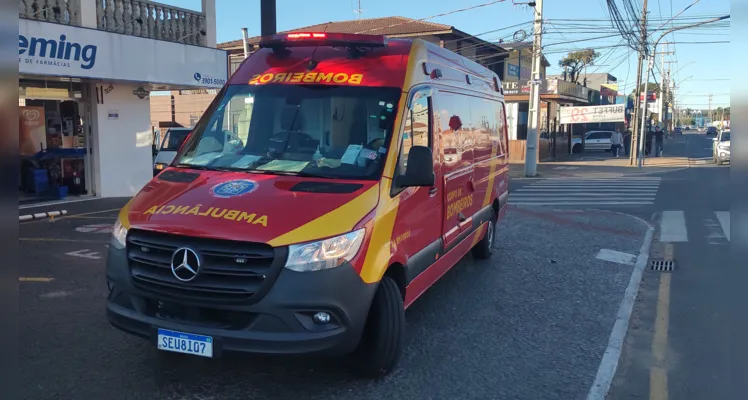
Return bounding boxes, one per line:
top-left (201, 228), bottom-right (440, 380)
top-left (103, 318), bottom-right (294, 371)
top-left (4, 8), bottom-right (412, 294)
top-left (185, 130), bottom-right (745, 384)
top-left (19, 19), bottom-right (227, 204)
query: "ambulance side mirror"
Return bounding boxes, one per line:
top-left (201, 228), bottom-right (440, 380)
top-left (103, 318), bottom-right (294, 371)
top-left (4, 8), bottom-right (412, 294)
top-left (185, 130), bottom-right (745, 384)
top-left (397, 146), bottom-right (434, 187)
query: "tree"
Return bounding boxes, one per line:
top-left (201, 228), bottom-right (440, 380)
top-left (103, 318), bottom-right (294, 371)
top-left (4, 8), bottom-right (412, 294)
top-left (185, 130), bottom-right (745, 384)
top-left (630, 83), bottom-right (661, 96)
top-left (558, 49), bottom-right (601, 84)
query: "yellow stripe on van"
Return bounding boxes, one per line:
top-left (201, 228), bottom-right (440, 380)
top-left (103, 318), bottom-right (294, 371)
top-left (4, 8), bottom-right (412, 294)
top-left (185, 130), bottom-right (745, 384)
top-left (358, 41), bottom-right (426, 283)
top-left (118, 198), bottom-right (134, 229)
top-left (267, 184), bottom-right (380, 247)
top-left (359, 180), bottom-right (401, 283)
top-left (472, 144), bottom-right (501, 247)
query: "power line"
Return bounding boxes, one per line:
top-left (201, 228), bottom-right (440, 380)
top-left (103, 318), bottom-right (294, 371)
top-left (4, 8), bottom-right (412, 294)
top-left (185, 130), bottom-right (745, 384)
top-left (354, 0), bottom-right (509, 34)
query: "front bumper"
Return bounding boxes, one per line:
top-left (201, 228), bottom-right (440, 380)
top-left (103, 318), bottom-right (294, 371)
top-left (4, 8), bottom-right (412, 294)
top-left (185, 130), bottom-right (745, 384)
top-left (106, 246), bottom-right (377, 357)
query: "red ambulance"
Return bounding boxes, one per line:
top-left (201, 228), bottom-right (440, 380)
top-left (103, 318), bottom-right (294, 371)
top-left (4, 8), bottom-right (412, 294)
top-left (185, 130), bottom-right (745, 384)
top-left (107, 32), bottom-right (510, 377)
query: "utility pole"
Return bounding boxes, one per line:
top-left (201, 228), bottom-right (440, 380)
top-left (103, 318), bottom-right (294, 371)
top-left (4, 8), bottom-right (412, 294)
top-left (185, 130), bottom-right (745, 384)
top-left (630, 0), bottom-right (648, 166)
top-left (638, 55), bottom-right (653, 167)
top-left (260, 0), bottom-right (277, 36)
top-left (354, 0), bottom-right (363, 19)
top-left (708, 94), bottom-right (713, 125)
top-left (524, 0), bottom-right (544, 177)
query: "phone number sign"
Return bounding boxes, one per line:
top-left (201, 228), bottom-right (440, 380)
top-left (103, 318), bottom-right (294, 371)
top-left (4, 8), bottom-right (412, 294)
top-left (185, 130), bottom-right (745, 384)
top-left (560, 105), bottom-right (625, 124)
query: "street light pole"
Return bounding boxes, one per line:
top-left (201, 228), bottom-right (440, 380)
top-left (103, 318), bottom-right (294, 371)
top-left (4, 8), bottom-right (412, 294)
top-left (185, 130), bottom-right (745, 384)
top-left (636, 14), bottom-right (729, 167)
top-left (524, 0), bottom-right (544, 177)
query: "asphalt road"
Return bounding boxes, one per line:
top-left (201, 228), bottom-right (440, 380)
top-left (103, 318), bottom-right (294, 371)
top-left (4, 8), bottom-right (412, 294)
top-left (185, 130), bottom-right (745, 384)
top-left (19, 204), bottom-right (652, 399)
top-left (600, 131), bottom-right (739, 399)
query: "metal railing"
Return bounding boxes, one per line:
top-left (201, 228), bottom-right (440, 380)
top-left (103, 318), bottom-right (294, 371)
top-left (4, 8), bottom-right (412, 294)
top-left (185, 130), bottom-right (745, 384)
top-left (20, 0), bottom-right (207, 46)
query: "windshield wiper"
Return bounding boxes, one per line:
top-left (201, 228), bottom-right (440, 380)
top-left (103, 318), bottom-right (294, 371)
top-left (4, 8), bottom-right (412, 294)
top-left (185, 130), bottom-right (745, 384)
top-left (245, 169), bottom-right (332, 179)
top-left (176, 164), bottom-right (236, 172)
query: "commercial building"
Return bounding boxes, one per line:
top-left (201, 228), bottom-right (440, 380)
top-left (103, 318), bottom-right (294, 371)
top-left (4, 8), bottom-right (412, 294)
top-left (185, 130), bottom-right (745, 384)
top-left (19, 0), bottom-right (227, 205)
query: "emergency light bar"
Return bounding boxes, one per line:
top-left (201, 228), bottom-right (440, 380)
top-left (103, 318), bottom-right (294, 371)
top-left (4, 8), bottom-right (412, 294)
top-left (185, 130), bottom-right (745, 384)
top-left (259, 32), bottom-right (388, 49)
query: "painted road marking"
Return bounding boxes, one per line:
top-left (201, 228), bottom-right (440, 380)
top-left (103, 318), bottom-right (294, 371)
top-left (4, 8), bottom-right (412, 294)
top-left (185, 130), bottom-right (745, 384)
top-left (19, 277), bottom-right (54, 282)
top-left (586, 220), bottom-right (655, 400)
top-left (650, 243), bottom-right (673, 400)
top-left (596, 249), bottom-right (637, 266)
top-left (703, 214), bottom-right (728, 245)
top-left (510, 177), bottom-right (662, 206)
top-left (715, 211), bottom-right (730, 242)
top-left (21, 207), bottom-right (122, 224)
top-left (75, 224), bottom-right (114, 234)
top-left (65, 249), bottom-right (102, 260)
top-left (659, 211), bottom-right (688, 242)
top-left (20, 238), bottom-right (109, 244)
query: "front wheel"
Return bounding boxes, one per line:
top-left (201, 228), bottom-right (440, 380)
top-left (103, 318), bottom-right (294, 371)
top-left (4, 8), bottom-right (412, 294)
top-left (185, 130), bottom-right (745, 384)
top-left (351, 276), bottom-right (405, 378)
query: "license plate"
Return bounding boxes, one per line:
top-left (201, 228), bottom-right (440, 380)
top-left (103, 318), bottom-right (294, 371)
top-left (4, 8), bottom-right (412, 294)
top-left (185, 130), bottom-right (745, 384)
top-left (157, 328), bottom-right (213, 358)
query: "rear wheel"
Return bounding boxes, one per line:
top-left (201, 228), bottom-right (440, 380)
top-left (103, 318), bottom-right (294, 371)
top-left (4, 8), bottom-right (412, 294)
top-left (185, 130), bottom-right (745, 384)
top-left (351, 276), bottom-right (405, 378)
top-left (472, 210), bottom-right (497, 260)
top-left (572, 144), bottom-right (582, 153)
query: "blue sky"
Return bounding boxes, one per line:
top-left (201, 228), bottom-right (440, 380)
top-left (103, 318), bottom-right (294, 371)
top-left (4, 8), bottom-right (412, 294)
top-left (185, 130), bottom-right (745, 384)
top-left (169, 0), bottom-right (729, 110)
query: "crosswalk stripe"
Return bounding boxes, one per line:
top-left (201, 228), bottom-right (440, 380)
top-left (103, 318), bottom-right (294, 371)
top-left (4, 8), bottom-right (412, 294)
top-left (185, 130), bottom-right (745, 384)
top-left (509, 176), bottom-right (661, 206)
top-left (715, 211), bottom-right (730, 242)
top-left (659, 211), bottom-right (688, 242)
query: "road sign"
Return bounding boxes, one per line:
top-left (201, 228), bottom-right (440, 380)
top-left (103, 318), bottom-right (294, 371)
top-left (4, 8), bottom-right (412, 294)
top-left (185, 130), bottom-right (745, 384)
top-left (75, 224), bottom-right (113, 234)
top-left (560, 104), bottom-right (626, 124)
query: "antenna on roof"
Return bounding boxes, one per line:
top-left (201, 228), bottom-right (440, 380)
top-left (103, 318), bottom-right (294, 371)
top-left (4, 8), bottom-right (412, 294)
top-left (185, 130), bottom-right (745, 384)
top-left (353, 0), bottom-right (363, 19)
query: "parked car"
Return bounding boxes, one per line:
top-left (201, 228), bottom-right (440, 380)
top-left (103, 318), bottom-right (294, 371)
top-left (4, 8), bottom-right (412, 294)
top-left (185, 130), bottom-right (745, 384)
top-left (572, 130), bottom-right (615, 153)
top-left (153, 127), bottom-right (192, 176)
top-left (712, 130), bottom-right (730, 165)
top-left (706, 126), bottom-right (718, 136)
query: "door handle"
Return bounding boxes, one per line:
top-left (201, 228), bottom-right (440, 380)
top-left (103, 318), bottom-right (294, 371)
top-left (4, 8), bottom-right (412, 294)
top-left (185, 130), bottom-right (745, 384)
top-left (429, 187), bottom-right (438, 196)
top-left (457, 212), bottom-right (467, 222)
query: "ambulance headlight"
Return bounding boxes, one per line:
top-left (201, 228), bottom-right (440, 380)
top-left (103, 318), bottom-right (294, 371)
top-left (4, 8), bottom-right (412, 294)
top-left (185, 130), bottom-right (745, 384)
top-left (285, 229), bottom-right (365, 272)
top-left (111, 219), bottom-right (128, 250)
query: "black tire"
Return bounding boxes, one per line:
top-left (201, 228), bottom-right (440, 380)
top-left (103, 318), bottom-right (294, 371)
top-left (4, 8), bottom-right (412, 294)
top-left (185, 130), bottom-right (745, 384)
top-left (572, 144), bottom-right (582, 153)
top-left (351, 276), bottom-right (405, 378)
top-left (472, 210), bottom-right (497, 260)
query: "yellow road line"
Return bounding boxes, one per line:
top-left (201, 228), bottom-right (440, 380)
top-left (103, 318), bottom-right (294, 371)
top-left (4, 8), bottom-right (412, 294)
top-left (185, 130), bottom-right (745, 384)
top-left (20, 238), bottom-right (109, 244)
top-left (650, 243), bottom-right (673, 400)
top-left (19, 277), bottom-right (54, 282)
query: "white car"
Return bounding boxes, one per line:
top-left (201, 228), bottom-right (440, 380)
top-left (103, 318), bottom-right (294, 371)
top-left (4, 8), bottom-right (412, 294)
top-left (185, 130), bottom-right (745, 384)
top-left (712, 130), bottom-right (730, 165)
top-left (572, 130), bottom-right (615, 153)
top-left (153, 127), bottom-right (192, 175)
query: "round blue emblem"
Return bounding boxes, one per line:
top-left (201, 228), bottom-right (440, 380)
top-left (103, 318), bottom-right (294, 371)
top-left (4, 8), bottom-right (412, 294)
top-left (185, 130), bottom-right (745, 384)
top-left (193, 72), bottom-right (202, 81)
top-left (211, 179), bottom-right (258, 198)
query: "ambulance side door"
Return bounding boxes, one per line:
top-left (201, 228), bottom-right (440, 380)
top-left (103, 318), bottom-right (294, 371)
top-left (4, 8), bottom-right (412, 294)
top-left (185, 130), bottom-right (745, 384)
top-left (435, 90), bottom-right (476, 251)
top-left (390, 87), bottom-right (443, 284)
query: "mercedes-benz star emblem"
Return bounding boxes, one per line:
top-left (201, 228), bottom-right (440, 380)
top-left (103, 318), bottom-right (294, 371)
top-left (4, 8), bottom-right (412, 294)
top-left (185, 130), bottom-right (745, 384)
top-left (170, 247), bottom-right (201, 282)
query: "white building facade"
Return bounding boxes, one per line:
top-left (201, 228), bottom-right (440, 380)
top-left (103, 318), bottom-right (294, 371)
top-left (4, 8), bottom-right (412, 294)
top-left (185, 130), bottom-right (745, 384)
top-left (18, 0), bottom-right (226, 201)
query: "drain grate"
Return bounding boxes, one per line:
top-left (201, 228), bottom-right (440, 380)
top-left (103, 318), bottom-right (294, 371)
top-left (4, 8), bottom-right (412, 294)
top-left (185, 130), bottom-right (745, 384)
top-left (650, 260), bottom-right (674, 272)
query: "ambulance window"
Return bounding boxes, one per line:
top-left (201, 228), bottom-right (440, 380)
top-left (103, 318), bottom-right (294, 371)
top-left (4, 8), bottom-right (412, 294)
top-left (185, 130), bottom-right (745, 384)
top-left (399, 91), bottom-right (431, 173)
top-left (176, 84), bottom-right (400, 180)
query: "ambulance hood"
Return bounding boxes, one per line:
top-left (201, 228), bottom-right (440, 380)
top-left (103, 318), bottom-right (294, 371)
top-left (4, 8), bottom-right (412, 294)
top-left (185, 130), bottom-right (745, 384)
top-left (124, 169), bottom-right (380, 246)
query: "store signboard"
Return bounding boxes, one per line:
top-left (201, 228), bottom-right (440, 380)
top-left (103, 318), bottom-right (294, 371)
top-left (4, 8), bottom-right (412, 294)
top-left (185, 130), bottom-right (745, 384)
top-left (560, 104), bottom-right (625, 124)
top-left (19, 19), bottom-right (228, 88)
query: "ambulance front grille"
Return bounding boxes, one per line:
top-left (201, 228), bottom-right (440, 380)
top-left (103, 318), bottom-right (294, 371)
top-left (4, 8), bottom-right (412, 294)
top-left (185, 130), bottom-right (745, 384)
top-left (125, 229), bottom-right (285, 303)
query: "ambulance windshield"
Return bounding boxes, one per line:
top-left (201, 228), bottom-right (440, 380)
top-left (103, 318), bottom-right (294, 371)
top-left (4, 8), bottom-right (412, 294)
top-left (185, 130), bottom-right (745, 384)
top-left (175, 84), bottom-right (401, 180)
